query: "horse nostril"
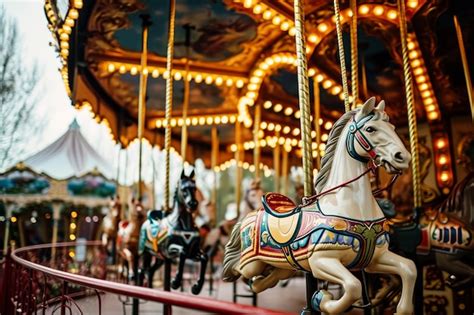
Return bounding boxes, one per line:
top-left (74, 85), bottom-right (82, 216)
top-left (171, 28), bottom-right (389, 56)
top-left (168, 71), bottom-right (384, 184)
top-left (394, 152), bottom-right (404, 162)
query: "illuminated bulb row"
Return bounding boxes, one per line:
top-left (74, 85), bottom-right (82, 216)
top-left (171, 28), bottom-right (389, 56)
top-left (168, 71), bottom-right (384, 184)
top-left (216, 158), bottom-right (271, 176)
top-left (407, 35), bottom-right (440, 121)
top-left (261, 100), bottom-right (335, 128)
top-left (433, 136), bottom-right (453, 193)
top-left (239, 52), bottom-right (345, 124)
top-left (235, 0), bottom-right (297, 37)
top-left (69, 210), bottom-right (78, 241)
top-left (230, 135), bottom-right (327, 153)
top-left (154, 115), bottom-right (238, 128)
top-left (54, 2), bottom-right (82, 97)
top-left (258, 119), bottom-right (332, 136)
top-left (105, 62), bottom-right (246, 88)
top-left (75, 101), bottom-right (117, 144)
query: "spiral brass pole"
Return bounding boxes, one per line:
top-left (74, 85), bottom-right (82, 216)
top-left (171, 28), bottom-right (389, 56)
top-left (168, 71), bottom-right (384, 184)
top-left (454, 16), bottom-right (474, 123)
top-left (294, 1), bottom-right (318, 313)
top-left (253, 103), bottom-right (262, 179)
top-left (274, 130), bottom-right (281, 191)
top-left (333, 0), bottom-right (350, 112)
top-left (350, 0), bottom-right (358, 109)
top-left (164, 0), bottom-right (176, 211)
top-left (181, 25), bottom-right (192, 163)
top-left (137, 15), bottom-right (151, 199)
top-left (294, 0), bottom-right (313, 197)
top-left (397, 0), bottom-right (421, 207)
top-left (313, 79), bottom-right (321, 169)
top-left (235, 120), bottom-right (242, 218)
top-left (211, 126), bottom-right (218, 225)
top-left (281, 146), bottom-right (289, 195)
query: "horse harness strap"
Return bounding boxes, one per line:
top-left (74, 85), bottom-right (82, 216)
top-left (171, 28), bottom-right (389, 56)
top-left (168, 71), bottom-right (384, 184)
top-left (346, 114), bottom-right (377, 163)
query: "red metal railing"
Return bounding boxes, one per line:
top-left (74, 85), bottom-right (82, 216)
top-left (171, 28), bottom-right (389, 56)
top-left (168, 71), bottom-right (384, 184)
top-left (1, 241), bottom-right (291, 315)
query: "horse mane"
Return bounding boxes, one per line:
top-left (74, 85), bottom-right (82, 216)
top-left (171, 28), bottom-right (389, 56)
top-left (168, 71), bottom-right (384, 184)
top-left (315, 110), bottom-right (355, 193)
top-left (315, 108), bottom-right (388, 193)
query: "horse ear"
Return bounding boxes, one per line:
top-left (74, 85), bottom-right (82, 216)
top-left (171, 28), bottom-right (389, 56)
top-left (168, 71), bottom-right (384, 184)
top-left (359, 97), bottom-right (376, 117)
top-left (376, 100), bottom-right (386, 112)
top-left (189, 169), bottom-right (195, 179)
top-left (181, 169), bottom-right (186, 179)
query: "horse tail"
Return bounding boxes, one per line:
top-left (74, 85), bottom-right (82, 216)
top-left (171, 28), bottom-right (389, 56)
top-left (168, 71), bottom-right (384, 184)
top-left (222, 221), bottom-right (242, 282)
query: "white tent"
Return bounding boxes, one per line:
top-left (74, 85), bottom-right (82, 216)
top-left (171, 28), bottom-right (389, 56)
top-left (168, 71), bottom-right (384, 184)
top-left (24, 119), bottom-right (114, 180)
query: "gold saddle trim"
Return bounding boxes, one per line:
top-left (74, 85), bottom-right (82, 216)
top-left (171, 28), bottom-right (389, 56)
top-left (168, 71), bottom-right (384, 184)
top-left (267, 212), bottom-right (301, 245)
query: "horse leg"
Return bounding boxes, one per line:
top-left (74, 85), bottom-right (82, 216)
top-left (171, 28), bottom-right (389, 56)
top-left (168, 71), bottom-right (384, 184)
top-left (122, 248), bottom-right (134, 279)
top-left (171, 251), bottom-right (187, 290)
top-left (365, 249), bottom-right (416, 315)
top-left (249, 268), bottom-right (295, 293)
top-left (307, 252), bottom-right (362, 314)
top-left (139, 250), bottom-right (151, 286)
top-left (191, 251), bottom-right (209, 295)
top-left (148, 257), bottom-right (164, 288)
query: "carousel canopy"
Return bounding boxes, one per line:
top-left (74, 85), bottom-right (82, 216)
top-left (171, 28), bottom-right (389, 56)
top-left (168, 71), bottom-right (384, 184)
top-left (23, 119), bottom-right (114, 180)
top-left (44, 0), bottom-right (473, 174)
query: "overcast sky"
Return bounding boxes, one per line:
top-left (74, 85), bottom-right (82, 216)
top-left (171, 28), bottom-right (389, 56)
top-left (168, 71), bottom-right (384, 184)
top-left (2, 0), bottom-right (117, 159)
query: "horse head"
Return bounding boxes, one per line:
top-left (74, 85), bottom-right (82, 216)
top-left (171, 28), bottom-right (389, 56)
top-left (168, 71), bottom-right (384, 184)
top-left (109, 195), bottom-right (121, 218)
top-left (130, 197), bottom-right (146, 222)
top-left (245, 179), bottom-right (264, 211)
top-left (176, 169), bottom-right (198, 213)
top-left (349, 97), bottom-right (411, 174)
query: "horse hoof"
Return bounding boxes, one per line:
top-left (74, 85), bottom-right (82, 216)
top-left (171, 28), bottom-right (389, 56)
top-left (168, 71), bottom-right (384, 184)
top-left (191, 284), bottom-right (202, 295)
top-left (171, 279), bottom-right (181, 290)
top-left (311, 290), bottom-right (332, 312)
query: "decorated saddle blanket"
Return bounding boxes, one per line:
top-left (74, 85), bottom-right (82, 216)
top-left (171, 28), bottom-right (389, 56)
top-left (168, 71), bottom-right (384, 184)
top-left (258, 193), bottom-right (390, 270)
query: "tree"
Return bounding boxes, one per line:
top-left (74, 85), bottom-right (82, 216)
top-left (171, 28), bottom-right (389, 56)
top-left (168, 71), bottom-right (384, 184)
top-left (0, 8), bottom-right (43, 169)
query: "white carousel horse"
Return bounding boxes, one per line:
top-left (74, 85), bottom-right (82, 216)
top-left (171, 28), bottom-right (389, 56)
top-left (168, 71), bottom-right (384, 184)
top-left (223, 98), bottom-right (417, 314)
top-left (101, 195), bottom-right (122, 256)
top-left (117, 198), bottom-right (146, 279)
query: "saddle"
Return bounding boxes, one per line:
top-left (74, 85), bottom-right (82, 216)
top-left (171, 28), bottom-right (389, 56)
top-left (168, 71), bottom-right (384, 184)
top-left (262, 193), bottom-right (302, 246)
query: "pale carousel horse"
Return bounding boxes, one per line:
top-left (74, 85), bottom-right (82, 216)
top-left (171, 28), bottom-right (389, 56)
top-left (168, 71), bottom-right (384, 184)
top-left (223, 98), bottom-right (417, 314)
top-left (116, 198), bottom-right (146, 280)
top-left (101, 195), bottom-right (122, 259)
top-left (139, 170), bottom-right (208, 294)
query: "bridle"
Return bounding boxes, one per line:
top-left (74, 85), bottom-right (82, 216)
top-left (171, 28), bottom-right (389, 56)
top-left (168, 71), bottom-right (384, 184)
top-left (302, 113), bottom-right (400, 206)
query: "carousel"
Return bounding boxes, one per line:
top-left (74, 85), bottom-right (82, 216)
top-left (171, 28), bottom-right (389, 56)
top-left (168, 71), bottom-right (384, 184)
top-left (0, 0), bottom-right (472, 314)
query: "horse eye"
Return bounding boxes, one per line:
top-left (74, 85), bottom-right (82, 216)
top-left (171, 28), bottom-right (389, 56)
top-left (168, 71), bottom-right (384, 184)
top-left (366, 126), bottom-right (376, 133)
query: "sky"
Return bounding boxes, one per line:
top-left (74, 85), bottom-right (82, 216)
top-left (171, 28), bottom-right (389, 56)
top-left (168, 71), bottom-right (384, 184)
top-left (2, 0), bottom-right (115, 157)
top-left (0, 0), bottom-right (212, 208)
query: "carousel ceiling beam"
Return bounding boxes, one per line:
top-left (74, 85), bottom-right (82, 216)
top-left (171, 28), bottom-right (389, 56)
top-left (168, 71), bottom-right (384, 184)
top-left (91, 53), bottom-right (248, 83)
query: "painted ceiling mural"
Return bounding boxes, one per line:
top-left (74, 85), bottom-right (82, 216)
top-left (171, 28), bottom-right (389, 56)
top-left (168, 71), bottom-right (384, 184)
top-left (113, 0), bottom-right (258, 62)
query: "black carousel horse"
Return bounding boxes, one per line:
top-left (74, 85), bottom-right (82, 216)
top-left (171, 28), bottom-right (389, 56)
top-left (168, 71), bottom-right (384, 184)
top-left (138, 170), bottom-right (208, 294)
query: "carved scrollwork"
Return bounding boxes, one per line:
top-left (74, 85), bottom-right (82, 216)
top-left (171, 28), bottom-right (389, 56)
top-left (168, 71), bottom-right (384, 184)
top-left (85, 0), bottom-right (144, 67)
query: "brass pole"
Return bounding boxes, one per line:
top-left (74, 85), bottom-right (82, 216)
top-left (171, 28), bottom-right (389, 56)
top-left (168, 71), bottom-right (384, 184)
top-left (398, 0), bottom-right (421, 207)
top-left (294, 0), bottom-right (314, 196)
top-left (454, 16), bottom-right (474, 123)
top-left (253, 103), bottom-right (262, 179)
top-left (313, 79), bottom-right (321, 169)
top-left (164, 0), bottom-right (176, 211)
top-left (281, 146), bottom-right (289, 195)
top-left (211, 126), bottom-right (219, 224)
top-left (181, 25), bottom-right (193, 161)
top-left (274, 130), bottom-right (281, 191)
top-left (235, 120), bottom-right (242, 218)
top-left (350, 0), bottom-right (359, 109)
top-left (333, 0), bottom-right (350, 112)
top-left (360, 54), bottom-right (369, 100)
top-left (137, 15), bottom-right (151, 199)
